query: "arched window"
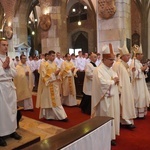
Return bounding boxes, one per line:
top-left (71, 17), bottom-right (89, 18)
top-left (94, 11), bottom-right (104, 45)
top-left (69, 2), bottom-right (87, 23)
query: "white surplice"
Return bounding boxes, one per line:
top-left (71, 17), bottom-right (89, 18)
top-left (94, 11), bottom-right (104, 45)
top-left (130, 59), bottom-right (150, 117)
top-left (0, 54), bottom-right (17, 136)
top-left (83, 62), bottom-right (96, 96)
top-left (113, 60), bottom-right (136, 123)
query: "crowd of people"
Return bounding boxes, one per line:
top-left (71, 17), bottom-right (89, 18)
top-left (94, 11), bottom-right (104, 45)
top-left (0, 37), bottom-right (150, 147)
top-left (91, 43), bottom-right (150, 146)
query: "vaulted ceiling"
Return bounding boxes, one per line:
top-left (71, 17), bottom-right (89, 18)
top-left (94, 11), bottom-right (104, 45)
top-left (0, 0), bottom-right (96, 34)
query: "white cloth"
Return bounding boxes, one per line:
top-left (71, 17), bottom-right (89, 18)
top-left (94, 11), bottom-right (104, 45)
top-left (92, 63), bottom-right (120, 140)
top-left (14, 60), bottom-right (20, 67)
top-left (40, 106), bottom-right (67, 120)
top-left (54, 57), bottom-right (64, 69)
top-left (127, 58), bottom-right (132, 66)
top-left (130, 59), bottom-right (150, 116)
top-left (61, 95), bottom-right (77, 106)
top-left (76, 57), bottom-right (86, 71)
top-left (135, 107), bottom-right (147, 118)
top-left (32, 60), bottom-right (41, 71)
top-left (61, 120), bottom-right (112, 150)
top-left (0, 54), bottom-right (17, 136)
top-left (113, 60), bottom-right (136, 121)
top-left (26, 60), bottom-right (35, 72)
top-left (17, 98), bottom-right (33, 110)
top-left (85, 58), bottom-right (90, 64)
top-left (71, 59), bottom-right (77, 68)
top-left (83, 62), bottom-right (96, 96)
top-left (95, 59), bottom-right (101, 67)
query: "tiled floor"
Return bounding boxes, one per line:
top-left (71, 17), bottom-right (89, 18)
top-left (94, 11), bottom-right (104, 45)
top-left (19, 92), bottom-right (81, 142)
top-left (20, 116), bottom-right (65, 140)
top-left (1, 110), bottom-right (65, 149)
top-left (2, 128), bottom-right (40, 150)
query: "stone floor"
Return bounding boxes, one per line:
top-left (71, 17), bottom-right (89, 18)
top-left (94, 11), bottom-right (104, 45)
top-left (0, 92), bottom-right (81, 149)
top-left (1, 117), bottom-right (65, 150)
top-left (19, 116), bottom-right (65, 140)
top-left (2, 128), bottom-right (40, 150)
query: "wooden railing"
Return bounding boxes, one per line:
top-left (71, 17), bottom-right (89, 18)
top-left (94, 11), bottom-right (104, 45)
top-left (24, 116), bottom-right (112, 150)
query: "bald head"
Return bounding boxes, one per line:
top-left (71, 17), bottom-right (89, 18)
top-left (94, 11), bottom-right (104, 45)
top-left (89, 52), bottom-right (97, 63)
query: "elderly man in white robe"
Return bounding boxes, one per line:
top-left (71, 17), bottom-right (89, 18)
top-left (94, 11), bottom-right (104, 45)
top-left (113, 44), bottom-right (136, 130)
top-left (0, 39), bottom-right (21, 147)
top-left (91, 44), bottom-right (120, 146)
top-left (130, 45), bottom-right (150, 118)
top-left (80, 52), bottom-right (97, 115)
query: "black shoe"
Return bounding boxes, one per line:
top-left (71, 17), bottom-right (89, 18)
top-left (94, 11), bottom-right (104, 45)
top-left (120, 123), bottom-right (126, 128)
top-left (136, 116), bottom-right (145, 119)
top-left (10, 132), bottom-right (22, 140)
top-left (60, 118), bottom-right (69, 122)
top-left (0, 137), bottom-right (7, 147)
top-left (126, 124), bottom-right (136, 130)
top-left (111, 140), bottom-right (116, 146)
top-left (25, 109), bottom-right (34, 112)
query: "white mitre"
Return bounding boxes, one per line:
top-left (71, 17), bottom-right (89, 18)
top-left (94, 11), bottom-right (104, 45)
top-left (118, 44), bottom-right (129, 57)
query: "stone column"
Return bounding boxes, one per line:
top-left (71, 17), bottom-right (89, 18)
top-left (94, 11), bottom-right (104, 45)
top-left (1, 0), bottom-right (16, 58)
top-left (148, 12), bottom-right (150, 58)
top-left (40, 0), bottom-right (67, 55)
top-left (97, 0), bottom-right (131, 53)
top-left (59, 0), bottom-right (67, 55)
top-left (9, 1), bottom-right (28, 58)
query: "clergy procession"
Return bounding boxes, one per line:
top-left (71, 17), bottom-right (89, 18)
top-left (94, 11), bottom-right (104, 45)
top-left (0, 38), bottom-right (150, 147)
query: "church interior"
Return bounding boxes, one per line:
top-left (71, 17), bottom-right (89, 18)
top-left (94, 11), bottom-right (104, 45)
top-left (0, 0), bottom-right (150, 150)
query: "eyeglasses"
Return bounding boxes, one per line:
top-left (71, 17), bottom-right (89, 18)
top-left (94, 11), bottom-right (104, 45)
top-left (1, 44), bottom-right (8, 46)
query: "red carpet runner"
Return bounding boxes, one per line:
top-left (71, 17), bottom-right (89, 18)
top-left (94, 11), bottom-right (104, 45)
top-left (21, 96), bottom-right (150, 149)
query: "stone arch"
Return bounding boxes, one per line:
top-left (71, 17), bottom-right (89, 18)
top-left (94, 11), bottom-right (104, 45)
top-left (67, 1), bottom-right (96, 53)
top-left (132, 32), bottom-right (140, 46)
top-left (72, 31), bottom-right (88, 53)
